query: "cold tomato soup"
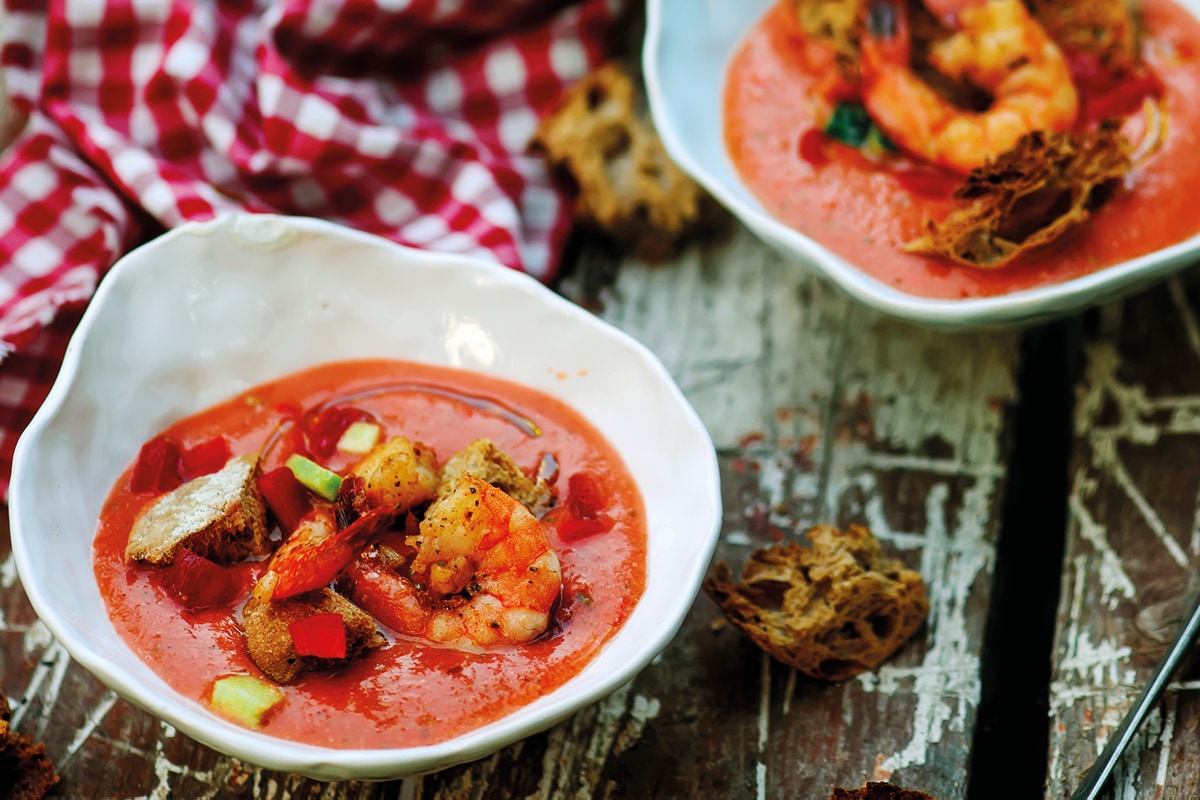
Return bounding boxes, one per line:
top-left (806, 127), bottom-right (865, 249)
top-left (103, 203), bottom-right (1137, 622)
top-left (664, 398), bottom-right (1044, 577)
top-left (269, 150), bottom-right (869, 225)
top-left (93, 360), bottom-right (647, 748)
top-left (725, 0), bottom-right (1200, 299)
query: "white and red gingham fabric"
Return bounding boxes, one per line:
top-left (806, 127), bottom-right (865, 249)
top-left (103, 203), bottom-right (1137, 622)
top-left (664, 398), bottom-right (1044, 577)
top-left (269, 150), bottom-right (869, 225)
top-left (0, 0), bottom-right (620, 498)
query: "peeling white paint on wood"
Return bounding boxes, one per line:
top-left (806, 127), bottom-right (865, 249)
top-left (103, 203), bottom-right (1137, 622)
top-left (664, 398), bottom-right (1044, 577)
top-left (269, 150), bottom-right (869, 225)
top-left (1049, 282), bottom-right (1200, 798)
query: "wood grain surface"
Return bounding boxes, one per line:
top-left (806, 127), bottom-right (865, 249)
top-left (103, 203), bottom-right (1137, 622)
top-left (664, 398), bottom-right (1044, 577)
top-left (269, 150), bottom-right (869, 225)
top-left (0, 227), bottom-right (1023, 798)
top-left (1047, 274), bottom-right (1200, 800)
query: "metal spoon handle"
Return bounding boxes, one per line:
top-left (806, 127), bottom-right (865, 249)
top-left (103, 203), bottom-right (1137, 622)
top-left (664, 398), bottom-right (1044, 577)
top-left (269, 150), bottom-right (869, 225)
top-left (1071, 590), bottom-right (1200, 800)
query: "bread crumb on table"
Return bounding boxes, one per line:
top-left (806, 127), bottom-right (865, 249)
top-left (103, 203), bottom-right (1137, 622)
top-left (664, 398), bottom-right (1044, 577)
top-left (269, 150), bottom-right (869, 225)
top-left (704, 524), bottom-right (929, 681)
top-left (532, 62), bottom-right (720, 263)
top-left (0, 694), bottom-right (59, 799)
top-left (830, 781), bottom-right (938, 800)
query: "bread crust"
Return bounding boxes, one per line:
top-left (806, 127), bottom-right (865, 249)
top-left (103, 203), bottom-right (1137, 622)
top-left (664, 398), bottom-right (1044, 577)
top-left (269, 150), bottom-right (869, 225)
top-left (125, 452), bottom-right (270, 565)
top-left (0, 694), bottom-right (58, 799)
top-left (437, 438), bottom-right (552, 517)
top-left (243, 588), bottom-right (386, 684)
top-left (533, 62), bottom-right (713, 262)
top-left (705, 524), bottom-right (928, 681)
top-left (830, 782), bottom-right (937, 800)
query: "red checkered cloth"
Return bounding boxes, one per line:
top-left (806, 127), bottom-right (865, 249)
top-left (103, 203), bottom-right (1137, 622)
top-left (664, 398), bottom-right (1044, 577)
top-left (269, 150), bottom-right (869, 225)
top-left (0, 0), bottom-right (620, 499)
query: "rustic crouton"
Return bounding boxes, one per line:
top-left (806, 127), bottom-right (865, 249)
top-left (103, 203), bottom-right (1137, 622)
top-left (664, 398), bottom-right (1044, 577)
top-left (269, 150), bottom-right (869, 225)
top-left (1027, 0), bottom-right (1141, 75)
top-left (242, 588), bottom-right (385, 684)
top-left (438, 438), bottom-right (553, 517)
top-left (0, 693), bottom-right (58, 799)
top-left (125, 452), bottom-right (269, 565)
top-left (904, 122), bottom-right (1148, 268)
top-left (532, 62), bottom-right (716, 263)
top-left (704, 524), bottom-right (928, 681)
top-left (831, 783), bottom-right (937, 800)
top-left (349, 436), bottom-right (439, 511)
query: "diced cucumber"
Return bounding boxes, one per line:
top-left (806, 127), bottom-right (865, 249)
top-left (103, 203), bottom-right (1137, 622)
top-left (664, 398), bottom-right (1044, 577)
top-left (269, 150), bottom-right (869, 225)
top-left (210, 674), bottom-right (284, 728)
top-left (824, 103), bottom-right (873, 147)
top-left (337, 421), bottom-right (381, 454)
top-left (286, 454), bottom-right (343, 501)
top-left (824, 102), bottom-right (897, 157)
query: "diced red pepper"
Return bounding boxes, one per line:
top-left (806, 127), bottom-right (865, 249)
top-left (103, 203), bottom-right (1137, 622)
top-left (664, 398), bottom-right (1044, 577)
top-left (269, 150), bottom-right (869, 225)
top-left (891, 165), bottom-right (959, 201)
top-left (289, 613), bottom-right (347, 659)
top-left (558, 515), bottom-right (611, 541)
top-left (1080, 70), bottom-right (1164, 127)
top-left (798, 129), bottom-right (829, 167)
top-left (1066, 50), bottom-right (1114, 94)
top-left (130, 435), bottom-right (182, 493)
top-left (302, 405), bottom-right (375, 459)
top-left (566, 472), bottom-right (606, 519)
top-left (157, 549), bottom-right (243, 609)
top-left (258, 467), bottom-right (314, 533)
top-left (554, 472), bottom-right (614, 542)
top-left (180, 437), bottom-right (231, 481)
top-left (1066, 49), bottom-right (1165, 128)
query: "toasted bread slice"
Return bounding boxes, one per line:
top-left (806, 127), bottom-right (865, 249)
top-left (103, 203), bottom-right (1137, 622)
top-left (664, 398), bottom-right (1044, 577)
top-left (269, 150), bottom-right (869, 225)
top-left (705, 524), bottom-right (928, 681)
top-left (243, 588), bottom-right (385, 684)
top-left (125, 452), bottom-right (270, 565)
top-left (437, 438), bottom-right (552, 517)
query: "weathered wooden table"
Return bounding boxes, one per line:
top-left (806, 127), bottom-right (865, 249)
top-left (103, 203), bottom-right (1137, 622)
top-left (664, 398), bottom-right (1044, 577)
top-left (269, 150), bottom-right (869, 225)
top-left (4, 219), bottom-right (1199, 799)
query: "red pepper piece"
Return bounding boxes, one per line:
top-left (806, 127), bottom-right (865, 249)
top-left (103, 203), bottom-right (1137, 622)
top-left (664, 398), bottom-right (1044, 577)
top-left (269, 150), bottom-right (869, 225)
top-left (798, 129), bottom-right (829, 167)
top-left (302, 405), bottom-right (375, 459)
top-left (566, 472), bottom-right (606, 519)
top-left (289, 613), bottom-right (347, 659)
top-left (554, 472), bottom-right (614, 542)
top-left (180, 437), bottom-right (231, 481)
top-left (558, 515), bottom-right (611, 541)
top-left (258, 467), bottom-right (313, 533)
top-left (1066, 49), bottom-right (1165, 128)
top-left (158, 548), bottom-right (242, 609)
top-left (130, 435), bottom-right (182, 493)
top-left (892, 165), bottom-right (959, 201)
top-left (1080, 70), bottom-right (1164, 127)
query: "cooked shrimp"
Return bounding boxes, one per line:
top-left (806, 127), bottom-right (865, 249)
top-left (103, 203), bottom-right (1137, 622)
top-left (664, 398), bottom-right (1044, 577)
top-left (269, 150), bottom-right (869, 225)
top-left (859, 0), bottom-right (1079, 173)
top-left (345, 475), bottom-right (563, 651)
top-left (253, 504), bottom-right (400, 602)
top-left (349, 436), bottom-right (439, 511)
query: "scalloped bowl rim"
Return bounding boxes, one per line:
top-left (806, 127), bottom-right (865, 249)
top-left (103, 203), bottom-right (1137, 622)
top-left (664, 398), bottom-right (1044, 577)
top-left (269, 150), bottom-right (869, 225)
top-left (643, 0), bottom-right (1200, 328)
top-left (8, 214), bottom-right (722, 780)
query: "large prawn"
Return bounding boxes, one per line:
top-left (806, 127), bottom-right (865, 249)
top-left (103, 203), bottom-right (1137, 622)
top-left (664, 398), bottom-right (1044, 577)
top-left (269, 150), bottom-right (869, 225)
top-left (252, 435), bottom-right (439, 603)
top-left (344, 474), bottom-right (563, 651)
top-left (859, 0), bottom-right (1079, 174)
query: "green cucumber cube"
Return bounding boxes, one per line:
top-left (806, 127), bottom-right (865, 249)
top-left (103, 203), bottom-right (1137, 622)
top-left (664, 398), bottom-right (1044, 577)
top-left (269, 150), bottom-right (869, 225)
top-left (210, 674), bottom-right (284, 728)
top-left (286, 454), bottom-right (343, 501)
top-left (337, 421), bottom-right (381, 454)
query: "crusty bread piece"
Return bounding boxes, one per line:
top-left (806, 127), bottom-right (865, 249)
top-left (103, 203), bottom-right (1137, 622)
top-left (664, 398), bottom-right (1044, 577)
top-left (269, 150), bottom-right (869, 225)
top-left (438, 438), bottom-right (552, 517)
top-left (243, 588), bottom-right (385, 684)
top-left (831, 782), bottom-right (937, 800)
top-left (0, 694), bottom-right (58, 799)
top-left (704, 524), bottom-right (929, 681)
top-left (126, 452), bottom-right (270, 566)
top-left (533, 62), bottom-right (713, 262)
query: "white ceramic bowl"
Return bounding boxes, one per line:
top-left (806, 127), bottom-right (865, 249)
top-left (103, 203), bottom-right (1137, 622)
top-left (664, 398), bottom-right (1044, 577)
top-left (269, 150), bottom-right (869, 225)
top-left (8, 214), bottom-right (721, 781)
top-left (644, 0), bottom-right (1200, 328)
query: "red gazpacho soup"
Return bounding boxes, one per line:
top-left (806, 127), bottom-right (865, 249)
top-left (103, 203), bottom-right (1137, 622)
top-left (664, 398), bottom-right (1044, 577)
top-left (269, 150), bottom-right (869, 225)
top-left (724, 0), bottom-right (1200, 299)
top-left (94, 359), bottom-right (647, 749)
